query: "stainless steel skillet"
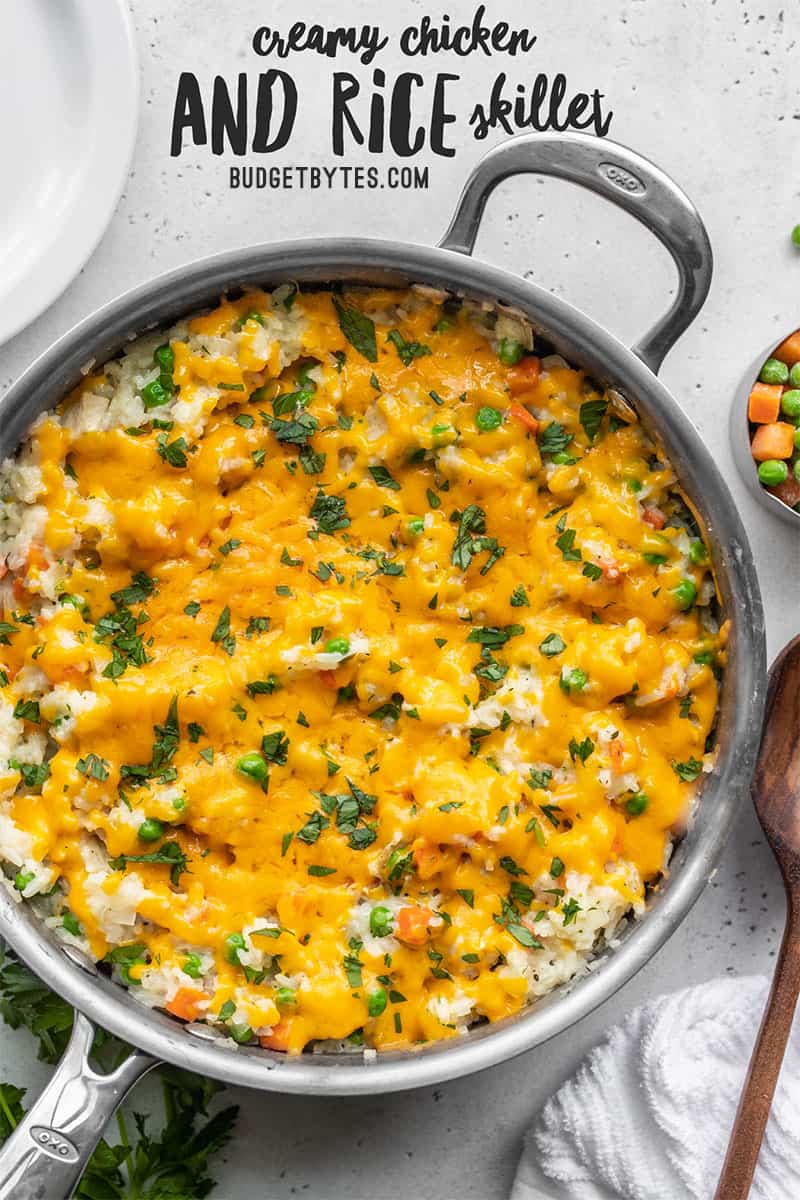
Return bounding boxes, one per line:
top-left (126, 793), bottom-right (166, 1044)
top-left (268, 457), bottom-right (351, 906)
top-left (0, 132), bottom-right (766, 1198)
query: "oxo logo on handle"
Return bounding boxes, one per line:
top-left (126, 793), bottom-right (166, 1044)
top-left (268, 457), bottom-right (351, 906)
top-left (29, 1126), bottom-right (79, 1163)
top-left (597, 161), bottom-right (647, 195)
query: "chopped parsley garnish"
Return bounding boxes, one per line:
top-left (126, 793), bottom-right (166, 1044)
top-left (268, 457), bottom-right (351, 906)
top-left (555, 528), bottom-right (582, 562)
top-left (76, 753), bottom-right (110, 782)
top-left (387, 328), bottom-right (432, 366)
top-left (510, 584), bottom-right (529, 607)
top-left (528, 767), bottom-right (553, 790)
top-left (265, 411), bottom-right (318, 446)
top-left (157, 435), bottom-right (189, 468)
top-left (245, 616), bottom-right (271, 636)
top-left (12, 700), bottom-right (40, 723)
top-left (310, 490), bottom-right (350, 534)
top-left (210, 606), bottom-right (235, 656)
top-left (672, 756), bottom-right (703, 782)
top-left (110, 572), bottom-right (156, 607)
top-left (467, 624), bottom-right (524, 649)
top-left (568, 736), bottom-right (595, 764)
top-left (110, 840), bottom-right (188, 887)
top-left (451, 505), bottom-right (504, 574)
top-left (579, 397), bottom-right (608, 442)
top-left (538, 421), bottom-right (573, 456)
top-left (299, 446), bottom-right (326, 474)
top-left (15, 761), bottom-right (50, 789)
top-left (368, 465), bottom-right (400, 491)
top-left (261, 730), bottom-right (290, 765)
top-left (332, 297), bottom-right (377, 362)
top-left (539, 633), bottom-right (565, 657)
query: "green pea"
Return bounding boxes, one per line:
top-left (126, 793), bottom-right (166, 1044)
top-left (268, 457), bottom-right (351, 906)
top-left (688, 539), bottom-right (707, 565)
top-left (138, 818), bottom-right (165, 843)
top-left (757, 459), bottom-right (789, 486)
top-left (183, 953), bottom-right (203, 979)
top-left (625, 792), bottom-right (649, 816)
top-left (789, 363), bottom-right (800, 388)
top-left (672, 578), bottom-right (697, 610)
top-left (551, 451), bottom-right (576, 465)
top-left (367, 988), bottom-right (388, 1018)
top-left (406, 517), bottom-right (425, 537)
top-left (324, 636), bottom-right (350, 656)
top-left (560, 667), bottom-right (588, 693)
top-left (792, 224), bottom-right (800, 247)
top-left (795, 460), bottom-right (800, 482)
top-left (475, 406), bottom-right (502, 432)
top-left (14, 870), bottom-right (34, 892)
top-left (275, 986), bottom-right (296, 1007)
top-left (228, 1023), bottom-right (254, 1044)
top-left (626, 477), bottom-right (643, 493)
top-left (781, 390), bottom-right (800, 419)
top-left (140, 379), bottom-right (170, 409)
top-left (498, 337), bottom-right (524, 366)
top-left (154, 343), bottom-right (174, 374)
top-left (369, 905), bottom-right (393, 938)
top-left (759, 358), bottom-right (789, 385)
top-left (795, 428), bottom-right (800, 450)
top-left (172, 796), bottom-right (187, 812)
top-left (224, 932), bottom-right (247, 965)
top-left (236, 751), bottom-right (269, 784)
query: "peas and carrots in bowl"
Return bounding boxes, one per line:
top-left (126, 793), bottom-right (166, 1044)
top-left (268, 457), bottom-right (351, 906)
top-left (747, 328), bottom-right (800, 515)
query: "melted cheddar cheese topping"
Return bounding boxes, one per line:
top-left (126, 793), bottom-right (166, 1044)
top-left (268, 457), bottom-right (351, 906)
top-left (0, 287), bottom-right (722, 1053)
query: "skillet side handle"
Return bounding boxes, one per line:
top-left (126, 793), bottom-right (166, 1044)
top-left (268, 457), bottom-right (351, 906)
top-left (438, 131), bottom-right (713, 376)
top-left (0, 1011), bottom-right (157, 1200)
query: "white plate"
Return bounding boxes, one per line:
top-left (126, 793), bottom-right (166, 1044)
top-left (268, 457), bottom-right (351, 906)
top-left (0, 0), bottom-right (138, 346)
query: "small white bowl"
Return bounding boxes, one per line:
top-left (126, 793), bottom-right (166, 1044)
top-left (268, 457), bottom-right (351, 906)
top-left (730, 336), bottom-right (800, 528)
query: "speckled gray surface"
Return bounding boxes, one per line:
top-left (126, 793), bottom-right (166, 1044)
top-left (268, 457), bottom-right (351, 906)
top-left (1, 1), bottom-right (798, 1196)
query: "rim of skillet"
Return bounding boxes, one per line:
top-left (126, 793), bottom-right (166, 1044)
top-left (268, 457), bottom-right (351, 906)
top-left (0, 238), bottom-right (767, 1095)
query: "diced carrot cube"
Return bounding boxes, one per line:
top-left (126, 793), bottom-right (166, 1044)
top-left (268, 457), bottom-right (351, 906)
top-left (773, 330), bottom-right (800, 365)
top-left (508, 403), bottom-right (539, 435)
top-left (165, 987), bottom-right (206, 1022)
top-left (259, 1019), bottom-right (292, 1052)
top-left (748, 383), bottom-right (782, 424)
top-left (642, 506), bottom-right (666, 530)
top-left (395, 905), bottom-right (433, 947)
top-left (507, 357), bottom-right (541, 395)
top-left (751, 422), bottom-right (795, 461)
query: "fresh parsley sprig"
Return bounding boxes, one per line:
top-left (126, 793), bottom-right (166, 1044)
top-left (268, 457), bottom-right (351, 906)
top-left (0, 947), bottom-right (239, 1197)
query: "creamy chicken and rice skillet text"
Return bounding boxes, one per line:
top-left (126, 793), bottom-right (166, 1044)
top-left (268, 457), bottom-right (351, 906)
top-left (0, 285), bottom-right (722, 1054)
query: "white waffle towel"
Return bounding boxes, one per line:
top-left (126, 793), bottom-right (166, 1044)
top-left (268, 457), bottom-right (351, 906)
top-left (511, 976), bottom-right (800, 1200)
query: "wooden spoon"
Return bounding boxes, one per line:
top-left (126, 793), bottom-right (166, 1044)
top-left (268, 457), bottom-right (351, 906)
top-left (715, 634), bottom-right (800, 1199)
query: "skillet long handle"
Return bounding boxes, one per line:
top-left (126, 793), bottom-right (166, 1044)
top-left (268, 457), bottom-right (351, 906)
top-left (0, 1011), bottom-right (156, 1200)
top-left (437, 131), bottom-right (713, 376)
top-left (714, 897), bottom-right (800, 1199)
